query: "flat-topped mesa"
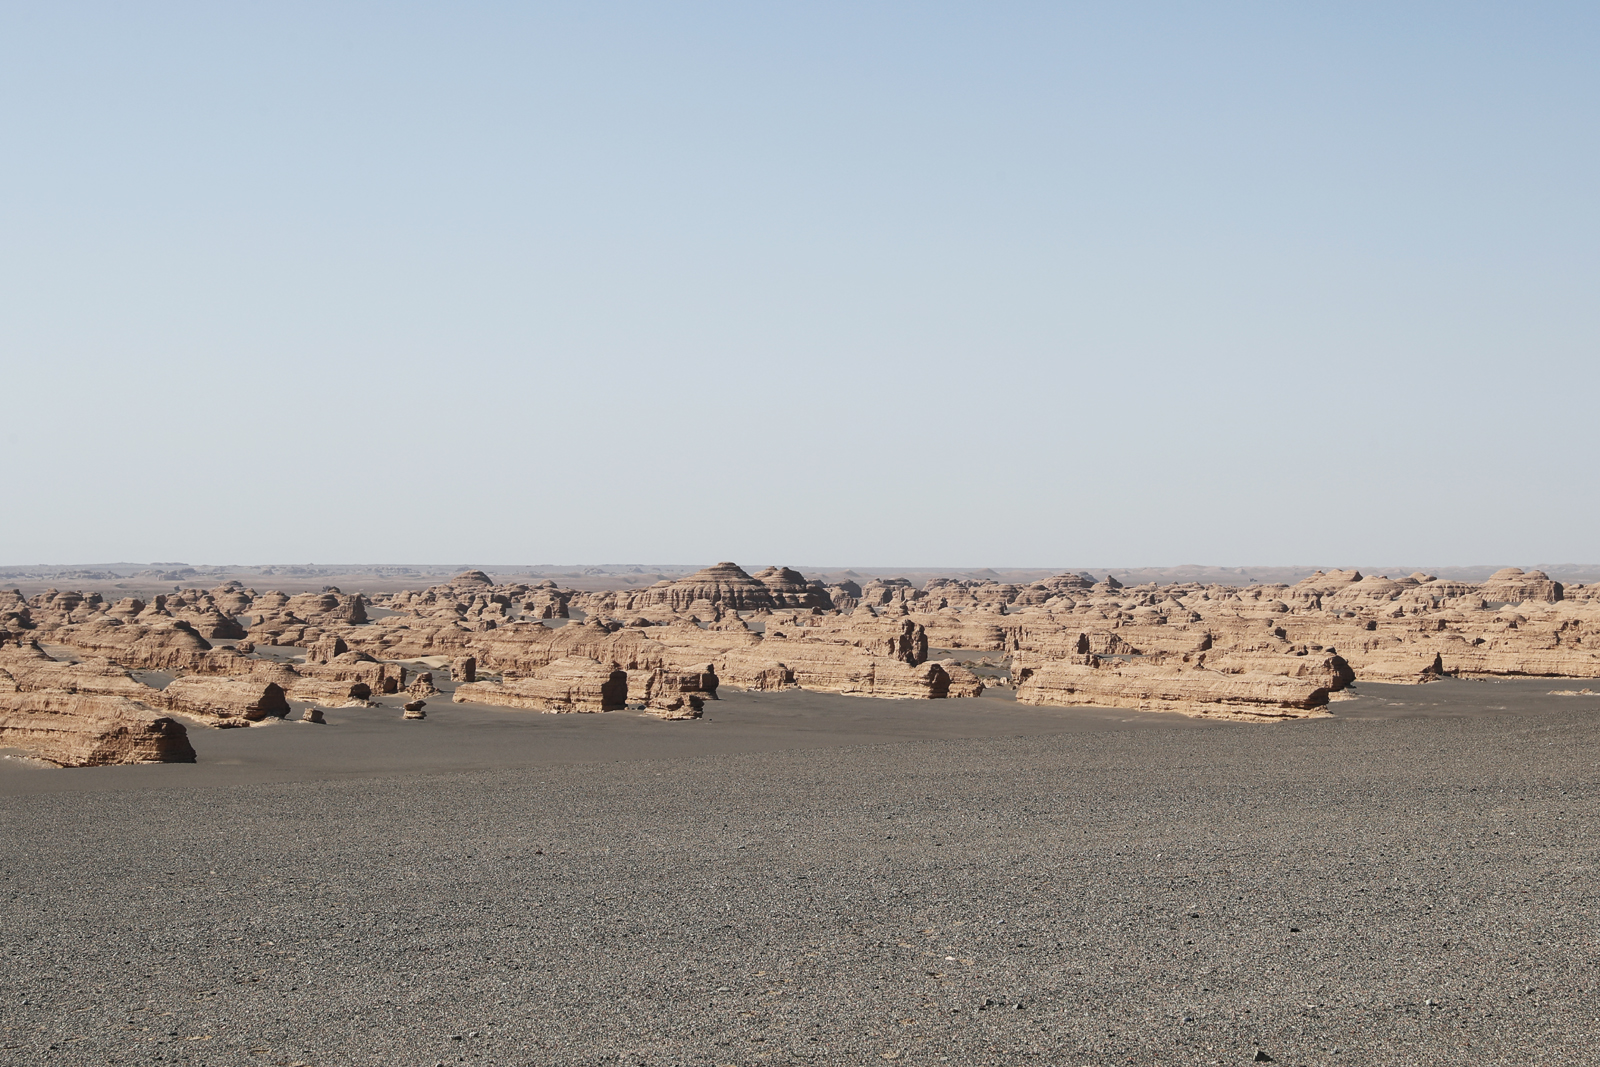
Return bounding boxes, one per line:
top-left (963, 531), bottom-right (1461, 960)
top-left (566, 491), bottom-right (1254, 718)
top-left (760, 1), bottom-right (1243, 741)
top-left (161, 677), bottom-right (292, 725)
top-left (466, 622), bottom-right (672, 675)
top-left (454, 657), bottom-right (627, 713)
top-left (1013, 657), bottom-right (1330, 720)
top-left (628, 563), bottom-right (783, 613)
top-left (0, 691), bottom-right (196, 766)
top-left (1479, 568), bottom-right (1564, 604)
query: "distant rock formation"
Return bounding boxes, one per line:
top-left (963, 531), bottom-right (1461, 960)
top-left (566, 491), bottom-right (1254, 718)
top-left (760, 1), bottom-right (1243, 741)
top-left (1013, 658), bottom-right (1329, 720)
top-left (12, 559), bottom-right (1600, 747)
top-left (627, 563), bottom-right (784, 613)
top-left (1479, 568), bottom-right (1563, 604)
top-left (454, 657), bottom-right (628, 713)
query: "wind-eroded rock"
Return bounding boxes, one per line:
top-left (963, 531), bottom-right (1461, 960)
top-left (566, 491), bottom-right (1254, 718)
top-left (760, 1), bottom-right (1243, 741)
top-left (0, 691), bottom-right (196, 765)
top-left (299, 652), bottom-right (407, 695)
top-left (0, 644), bottom-right (161, 701)
top-left (161, 677), bottom-right (291, 724)
top-left (1013, 657), bottom-right (1329, 719)
top-left (285, 678), bottom-right (375, 706)
top-left (714, 645), bottom-right (961, 699)
top-left (454, 658), bottom-right (627, 713)
top-left (1201, 649), bottom-right (1355, 692)
top-left (1479, 568), bottom-right (1564, 604)
top-left (630, 666), bottom-right (718, 719)
top-left (626, 563), bottom-right (783, 613)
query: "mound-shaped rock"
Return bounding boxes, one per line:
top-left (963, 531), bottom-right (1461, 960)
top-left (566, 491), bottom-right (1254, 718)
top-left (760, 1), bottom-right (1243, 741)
top-left (283, 590), bottom-right (368, 625)
top-left (1480, 568), bottom-right (1564, 604)
top-left (752, 566), bottom-right (833, 609)
top-left (629, 563), bottom-right (780, 613)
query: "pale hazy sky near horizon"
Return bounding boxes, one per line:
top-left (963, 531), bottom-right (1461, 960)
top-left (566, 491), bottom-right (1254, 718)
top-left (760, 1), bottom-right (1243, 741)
top-left (3, 3), bottom-right (1597, 569)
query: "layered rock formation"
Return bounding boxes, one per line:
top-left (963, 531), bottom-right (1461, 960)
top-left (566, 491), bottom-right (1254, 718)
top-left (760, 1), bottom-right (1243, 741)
top-left (0, 643), bottom-right (160, 701)
top-left (1013, 657), bottom-right (1330, 720)
top-left (1479, 568), bottom-right (1563, 604)
top-left (618, 563), bottom-right (786, 613)
top-left (161, 677), bottom-right (291, 724)
top-left (12, 561), bottom-right (1600, 740)
top-left (0, 691), bottom-right (196, 766)
top-left (454, 658), bottom-right (628, 713)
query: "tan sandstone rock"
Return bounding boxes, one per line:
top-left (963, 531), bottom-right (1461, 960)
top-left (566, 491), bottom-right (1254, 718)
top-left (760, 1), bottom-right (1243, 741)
top-left (1013, 657), bottom-right (1329, 720)
top-left (161, 677), bottom-right (291, 725)
top-left (454, 657), bottom-right (628, 713)
top-left (0, 691), bottom-right (196, 766)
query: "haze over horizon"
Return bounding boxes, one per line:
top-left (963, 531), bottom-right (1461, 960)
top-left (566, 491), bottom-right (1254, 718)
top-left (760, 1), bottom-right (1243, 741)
top-left (4, 3), bottom-right (1596, 566)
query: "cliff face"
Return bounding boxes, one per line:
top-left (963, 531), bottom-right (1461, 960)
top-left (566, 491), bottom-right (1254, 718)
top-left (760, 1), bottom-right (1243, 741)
top-left (0, 689), bottom-right (195, 766)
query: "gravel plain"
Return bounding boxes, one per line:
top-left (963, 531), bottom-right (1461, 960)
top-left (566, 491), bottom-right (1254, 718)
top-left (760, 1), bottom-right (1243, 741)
top-left (1, 679), bottom-right (1597, 1066)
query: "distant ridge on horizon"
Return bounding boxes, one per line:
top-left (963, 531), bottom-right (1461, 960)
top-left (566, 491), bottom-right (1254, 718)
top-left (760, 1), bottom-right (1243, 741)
top-left (5, 561), bottom-right (1600, 590)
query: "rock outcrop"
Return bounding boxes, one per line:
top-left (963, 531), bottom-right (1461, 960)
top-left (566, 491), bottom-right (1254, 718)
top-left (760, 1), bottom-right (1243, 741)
top-left (0, 691), bottom-right (196, 765)
top-left (1014, 657), bottom-right (1329, 720)
top-left (632, 666), bottom-right (718, 718)
top-left (161, 677), bottom-right (291, 724)
top-left (285, 678), bottom-right (374, 706)
top-left (454, 657), bottom-right (628, 713)
top-left (1479, 568), bottom-right (1563, 604)
top-left (626, 563), bottom-right (782, 613)
top-left (0, 644), bottom-right (161, 701)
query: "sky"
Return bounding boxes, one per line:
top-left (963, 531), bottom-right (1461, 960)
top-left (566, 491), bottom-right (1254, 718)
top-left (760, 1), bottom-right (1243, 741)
top-left (3, 2), bottom-right (1597, 569)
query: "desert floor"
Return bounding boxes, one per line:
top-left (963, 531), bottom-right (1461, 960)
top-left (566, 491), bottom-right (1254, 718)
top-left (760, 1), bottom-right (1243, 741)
top-left (2, 679), bottom-right (1596, 1065)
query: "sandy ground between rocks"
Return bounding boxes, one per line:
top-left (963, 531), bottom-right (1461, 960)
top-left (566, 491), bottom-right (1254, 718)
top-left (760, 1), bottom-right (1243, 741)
top-left (1, 680), bottom-right (1597, 1066)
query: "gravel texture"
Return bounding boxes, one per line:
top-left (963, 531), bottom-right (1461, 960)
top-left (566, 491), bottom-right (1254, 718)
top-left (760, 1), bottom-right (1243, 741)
top-left (1, 680), bottom-right (1597, 1066)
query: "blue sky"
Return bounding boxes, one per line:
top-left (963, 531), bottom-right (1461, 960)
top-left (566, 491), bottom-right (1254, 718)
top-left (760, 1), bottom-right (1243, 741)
top-left (3, 3), bottom-right (1596, 567)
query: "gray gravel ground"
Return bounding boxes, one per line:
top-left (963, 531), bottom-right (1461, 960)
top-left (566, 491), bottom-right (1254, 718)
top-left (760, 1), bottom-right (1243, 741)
top-left (1, 680), bottom-right (1597, 1066)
